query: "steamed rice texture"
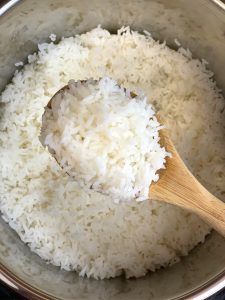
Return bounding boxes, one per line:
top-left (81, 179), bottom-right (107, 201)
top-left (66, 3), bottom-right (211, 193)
top-left (1, 26), bottom-right (225, 279)
top-left (41, 77), bottom-right (169, 202)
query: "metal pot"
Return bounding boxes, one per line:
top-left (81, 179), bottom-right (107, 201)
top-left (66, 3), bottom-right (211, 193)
top-left (1, 0), bottom-right (225, 299)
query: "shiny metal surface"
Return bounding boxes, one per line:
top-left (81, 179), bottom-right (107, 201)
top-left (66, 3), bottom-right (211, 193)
top-left (1, 0), bottom-right (225, 299)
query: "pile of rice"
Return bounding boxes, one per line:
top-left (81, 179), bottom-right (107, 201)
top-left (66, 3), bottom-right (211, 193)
top-left (1, 26), bottom-right (225, 279)
top-left (41, 77), bottom-right (169, 201)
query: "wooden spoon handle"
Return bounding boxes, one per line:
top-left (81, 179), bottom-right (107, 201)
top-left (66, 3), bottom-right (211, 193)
top-left (150, 127), bottom-right (225, 236)
top-left (192, 188), bottom-right (225, 236)
top-left (151, 169), bottom-right (225, 236)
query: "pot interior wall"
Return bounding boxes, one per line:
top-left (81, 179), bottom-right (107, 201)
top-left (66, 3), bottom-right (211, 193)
top-left (1, 0), bottom-right (225, 299)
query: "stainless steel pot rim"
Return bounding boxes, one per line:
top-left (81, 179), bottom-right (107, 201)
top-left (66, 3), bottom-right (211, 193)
top-left (0, 0), bottom-right (225, 299)
top-left (1, 261), bottom-right (225, 300)
top-left (0, 0), bottom-right (20, 16)
top-left (212, 0), bottom-right (225, 11)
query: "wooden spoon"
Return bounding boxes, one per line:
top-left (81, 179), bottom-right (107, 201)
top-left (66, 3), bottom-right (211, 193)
top-left (41, 81), bottom-right (225, 236)
top-left (150, 126), bottom-right (225, 236)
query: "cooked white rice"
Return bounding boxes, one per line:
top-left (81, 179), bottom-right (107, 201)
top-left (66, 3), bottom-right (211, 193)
top-left (41, 77), bottom-right (169, 202)
top-left (1, 26), bottom-right (225, 279)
